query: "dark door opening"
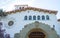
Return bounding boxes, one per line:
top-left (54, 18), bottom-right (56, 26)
top-left (29, 31), bottom-right (45, 38)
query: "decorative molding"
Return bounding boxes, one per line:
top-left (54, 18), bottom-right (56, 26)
top-left (14, 21), bottom-right (58, 38)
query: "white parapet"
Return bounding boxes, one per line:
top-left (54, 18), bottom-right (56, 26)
top-left (15, 5), bottom-right (28, 10)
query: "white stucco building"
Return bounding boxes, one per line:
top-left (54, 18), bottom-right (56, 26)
top-left (0, 5), bottom-right (60, 38)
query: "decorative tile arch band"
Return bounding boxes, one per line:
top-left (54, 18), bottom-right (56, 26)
top-left (14, 21), bottom-right (58, 38)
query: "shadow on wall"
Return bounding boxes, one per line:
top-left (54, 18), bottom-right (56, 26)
top-left (0, 22), bottom-right (10, 38)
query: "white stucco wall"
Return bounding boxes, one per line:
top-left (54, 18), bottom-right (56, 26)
top-left (1, 10), bottom-right (60, 38)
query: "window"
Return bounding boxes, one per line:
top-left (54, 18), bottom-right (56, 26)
top-left (8, 21), bottom-right (14, 26)
top-left (42, 15), bottom-right (45, 20)
top-left (33, 16), bottom-right (36, 20)
top-left (29, 16), bottom-right (32, 20)
top-left (22, 7), bottom-right (24, 9)
top-left (46, 15), bottom-right (49, 20)
top-left (37, 15), bottom-right (40, 20)
top-left (24, 16), bottom-right (27, 20)
top-left (19, 7), bottom-right (21, 9)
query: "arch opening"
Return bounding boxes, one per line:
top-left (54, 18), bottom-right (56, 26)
top-left (28, 29), bottom-right (46, 38)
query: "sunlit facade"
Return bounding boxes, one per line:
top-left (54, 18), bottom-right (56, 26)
top-left (0, 5), bottom-right (60, 38)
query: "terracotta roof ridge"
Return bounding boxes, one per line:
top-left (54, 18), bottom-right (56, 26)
top-left (27, 6), bottom-right (58, 12)
top-left (57, 19), bottom-right (60, 21)
top-left (6, 6), bottom-right (58, 15)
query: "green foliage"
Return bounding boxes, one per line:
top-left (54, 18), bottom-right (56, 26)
top-left (0, 9), bottom-right (7, 17)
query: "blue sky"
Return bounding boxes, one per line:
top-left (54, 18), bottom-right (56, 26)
top-left (0, 0), bottom-right (60, 19)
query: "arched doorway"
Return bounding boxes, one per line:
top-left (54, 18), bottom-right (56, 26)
top-left (14, 21), bottom-right (58, 38)
top-left (28, 29), bottom-right (46, 38)
top-left (29, 31), bottom-right (45, 38)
